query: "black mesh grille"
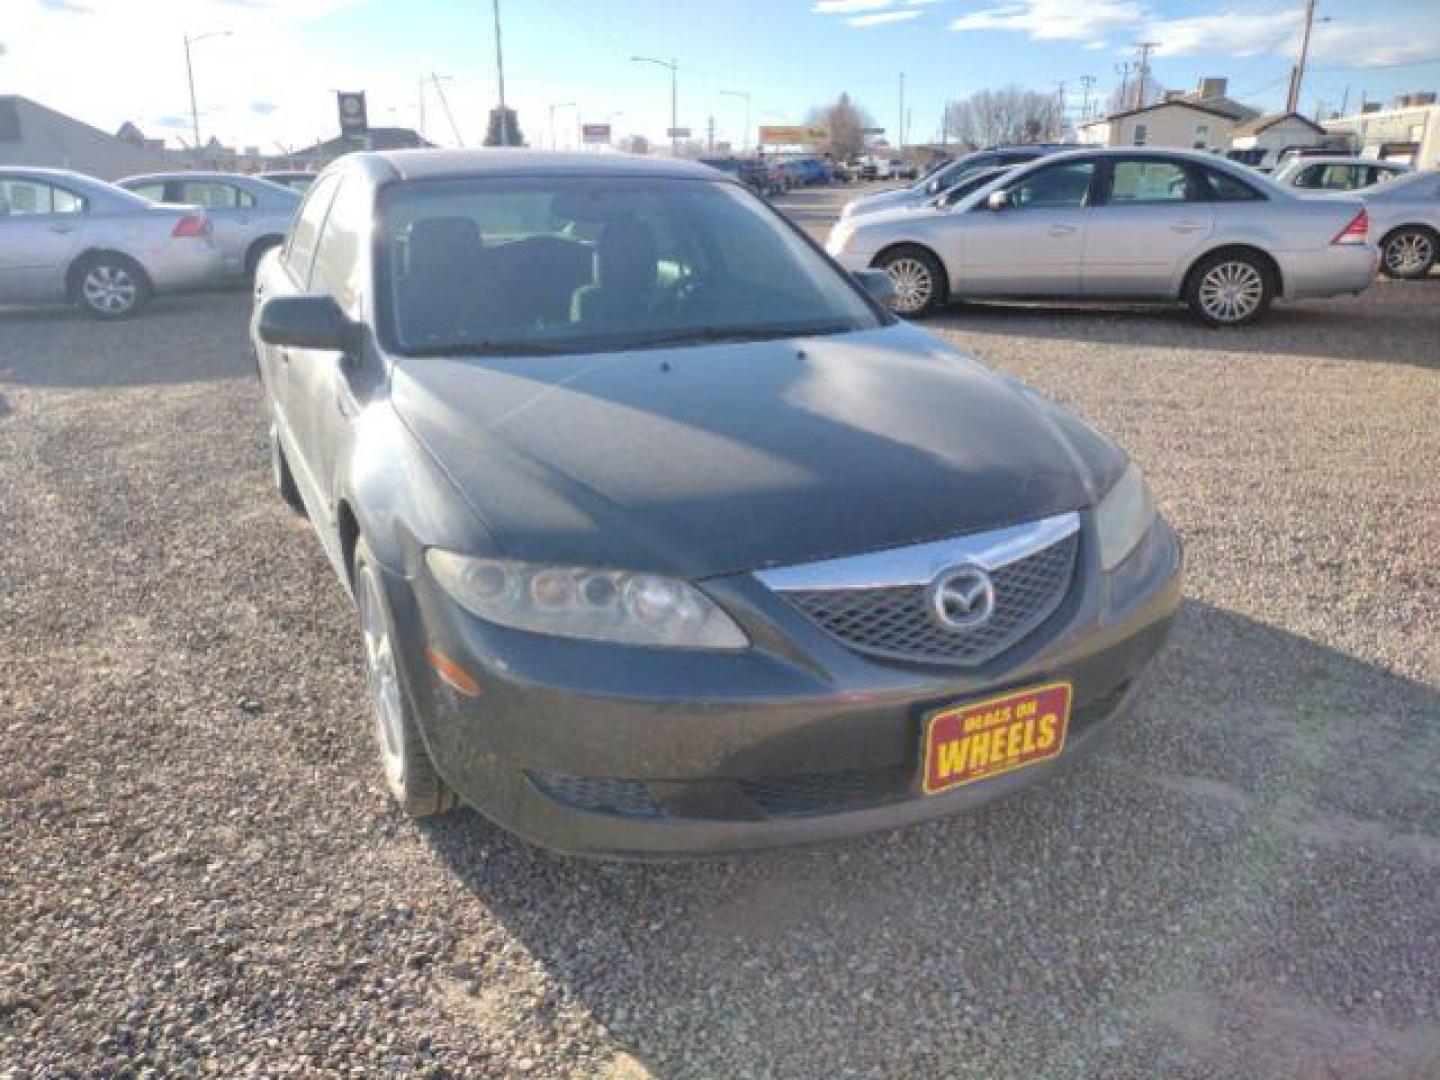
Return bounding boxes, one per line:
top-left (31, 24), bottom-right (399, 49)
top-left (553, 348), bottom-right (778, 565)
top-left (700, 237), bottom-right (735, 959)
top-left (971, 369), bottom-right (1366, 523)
top-left (781, 532), bottom-right (1079, 666)
top-left (739, 765), bottom-right (914, 817)
top-left (528, 772), bottom-right (667, 819)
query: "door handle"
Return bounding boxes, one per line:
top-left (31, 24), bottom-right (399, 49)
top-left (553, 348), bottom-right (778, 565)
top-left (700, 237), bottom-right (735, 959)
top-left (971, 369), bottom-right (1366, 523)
top-left (278, 348), bottom-right (291, 364)
top-left (1171, 222), bottom-right (1206, 233)
top-left (47, 223), bottom-right (77, 234)
top-left (1047, 224), bottom-right (1077, 237)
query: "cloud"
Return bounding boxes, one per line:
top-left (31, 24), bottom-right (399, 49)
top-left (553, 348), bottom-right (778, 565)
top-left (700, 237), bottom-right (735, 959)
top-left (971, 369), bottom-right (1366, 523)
top-left (949, 0), bottom-right (1143, 45)
top-left (850, 9), bottom-right (923, 27)
top-left (38, 0), bottom-right (92, 12)
top-left (249, 100), bottom-right (279, 115)
top-left (813, 0), bottom-right (893, 11)
top-left (1148, 11), bottom-right (1298, 58)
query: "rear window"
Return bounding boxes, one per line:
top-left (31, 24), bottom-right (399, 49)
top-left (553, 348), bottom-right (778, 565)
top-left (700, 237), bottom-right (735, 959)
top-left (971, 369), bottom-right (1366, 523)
top-left (1201, 167), bottom-right (1265, 202)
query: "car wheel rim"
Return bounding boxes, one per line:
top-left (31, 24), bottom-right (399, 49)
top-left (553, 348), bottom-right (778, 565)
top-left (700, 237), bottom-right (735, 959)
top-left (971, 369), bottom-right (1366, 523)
top-left (1385, 233), bottom-right (1433, 275)
top-left (884, 257), bottom-right (933, 314)
top-left (81, 265), bottom-right (137, 314)
top-left (359, 566), bottom-right (406, 788)
top-left (1198, 261), bottom-right (1263, 323)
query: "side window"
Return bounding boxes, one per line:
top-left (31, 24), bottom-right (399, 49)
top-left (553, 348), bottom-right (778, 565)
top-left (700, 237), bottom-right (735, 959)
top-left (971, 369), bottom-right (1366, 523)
top-left (1132, 123), bottom-right (1148, 147)
top-left (310, 178), bottom-right (371, 314)
top-left (1293, 165), bottom-right (1322, 188)
top-left (1003, 161), bottom-right (1096, 210)
top-left (1202, 167), bottom-right (1264, 202)
top-left (284, 173), bottom-right (340, 285)
top-left (128, 182), bottom-right (168, 202)
top-left (178, 181), bottom-right (243, 208)
top-left (1107, 160), bottom-right (1194, 204)
top-left (0, 179), bottom-right (83, 215)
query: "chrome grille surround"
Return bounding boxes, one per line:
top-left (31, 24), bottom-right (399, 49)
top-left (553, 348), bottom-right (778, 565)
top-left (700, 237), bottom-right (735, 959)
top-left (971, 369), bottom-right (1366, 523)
top-left (755, 512), bottom-right (1081, 667)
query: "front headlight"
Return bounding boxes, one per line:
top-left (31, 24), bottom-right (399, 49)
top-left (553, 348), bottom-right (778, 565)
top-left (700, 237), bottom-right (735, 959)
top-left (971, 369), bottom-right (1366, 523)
top-left (1095, 463), bottom-right (1157, 571)
top-left (425, 551), bottom-right (748, 649)
top-left (826, 222), bottom-right (856, 254)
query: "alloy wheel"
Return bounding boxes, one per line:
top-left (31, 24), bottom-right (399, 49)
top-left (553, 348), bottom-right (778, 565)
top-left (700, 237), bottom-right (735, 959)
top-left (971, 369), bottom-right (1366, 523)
top-left (883, 257), bottom-right (934, 315)
top-left (1384, 232), bottom-right (1434, 277)
top-left (358, 565), bottom-right (406, 789)
top-left (1197, 260), bottom-right (1264, 324)
top-left (81, 264), bottom-right (139, 315)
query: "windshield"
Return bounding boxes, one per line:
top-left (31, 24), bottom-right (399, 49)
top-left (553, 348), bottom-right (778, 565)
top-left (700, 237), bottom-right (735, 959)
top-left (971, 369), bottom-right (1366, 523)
top-left (380, 175), bottom-right (883, 356)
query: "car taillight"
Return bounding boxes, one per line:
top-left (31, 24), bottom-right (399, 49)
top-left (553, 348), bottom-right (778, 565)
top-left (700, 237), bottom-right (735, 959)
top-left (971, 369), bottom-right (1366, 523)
top-left (1331, 208), bottom-right (1368, 245)
top-left (172, 214), bottom-right (209, 238)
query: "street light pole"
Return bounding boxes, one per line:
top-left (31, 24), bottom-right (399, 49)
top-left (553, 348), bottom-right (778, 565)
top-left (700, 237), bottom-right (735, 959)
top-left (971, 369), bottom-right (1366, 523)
top-left (1286, 0), bottom-right (1319, 113)
top-left (183, 30), bottom-right (231, 157)
top-left (491, 0), bottom-right (512, 144)
top-left (632, 56), bottom-right (679, 153)
top-left (720, 90), bottom-right (751, 152)
top-left (549, 101), bottom-right (576, 150)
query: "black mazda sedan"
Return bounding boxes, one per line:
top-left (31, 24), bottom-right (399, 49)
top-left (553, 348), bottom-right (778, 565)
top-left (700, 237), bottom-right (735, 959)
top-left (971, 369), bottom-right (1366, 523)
top-left (251, 150), bottom-right (1181, 857)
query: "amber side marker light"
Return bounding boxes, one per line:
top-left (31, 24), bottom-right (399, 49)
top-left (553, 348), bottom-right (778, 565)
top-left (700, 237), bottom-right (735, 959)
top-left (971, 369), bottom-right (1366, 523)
top-left (426, 647), bottom-right (482, 697)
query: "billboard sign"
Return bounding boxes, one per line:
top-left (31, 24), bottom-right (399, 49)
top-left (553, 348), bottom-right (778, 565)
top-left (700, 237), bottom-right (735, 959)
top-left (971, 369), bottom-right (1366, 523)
top-left (337, 91), bottom-right (368, 136)
top-left (666, 126), bottom-right (692, 138)
top-left (581, 123), bottom-right (612, 144)
top-left (758, 124), bottom-right (827, 145)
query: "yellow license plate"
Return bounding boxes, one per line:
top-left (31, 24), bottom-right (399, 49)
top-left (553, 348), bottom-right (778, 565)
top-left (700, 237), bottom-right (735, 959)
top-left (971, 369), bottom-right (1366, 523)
top-left (922, 682), bottom-right (1072, 795)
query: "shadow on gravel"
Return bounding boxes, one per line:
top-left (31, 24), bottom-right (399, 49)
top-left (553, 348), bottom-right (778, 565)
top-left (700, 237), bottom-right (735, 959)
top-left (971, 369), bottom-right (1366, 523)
top-left (0, 291), bottom-right (251, 389)
top-left (424, 600), bottom-right (1440, 1078)
top-left (923, 278), bottom-right (1440, 371)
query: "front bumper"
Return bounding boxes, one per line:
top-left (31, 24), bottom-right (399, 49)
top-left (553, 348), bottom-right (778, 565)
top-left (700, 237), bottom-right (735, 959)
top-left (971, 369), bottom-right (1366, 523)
top-left (385, 516), bottom-right (1182, 857)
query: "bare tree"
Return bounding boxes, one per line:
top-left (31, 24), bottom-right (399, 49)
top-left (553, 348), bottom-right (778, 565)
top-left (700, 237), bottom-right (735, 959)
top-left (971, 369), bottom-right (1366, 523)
top-left (1108, 77), bottom-right (1169, 114)
top-left (943, 85), bottom-right (1063, 149)
top-left (806, 92), bottom-right (873, 160)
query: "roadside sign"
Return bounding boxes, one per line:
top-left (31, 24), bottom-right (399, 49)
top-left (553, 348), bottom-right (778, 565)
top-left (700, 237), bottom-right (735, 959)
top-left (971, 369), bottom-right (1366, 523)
top-left (667, 126), bottom-right (692, 138)
top-left (337, 91), bottom-right (368, 136)
top-left (862, 126), bottom-right (886, 134)
top-left (581, 123), bottom-right (612, 144)
top-left (759, 124), bottom-right (827, 145)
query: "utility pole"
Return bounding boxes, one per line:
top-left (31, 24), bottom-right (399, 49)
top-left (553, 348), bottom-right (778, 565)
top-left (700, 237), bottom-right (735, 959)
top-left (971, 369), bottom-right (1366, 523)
top-left (1132, 41), bottom-right (1160, 109)
top-left (632, 56), bottom-right (679, 153)
top-left (1286, 0), bottom-right (1319, 113)
top-left (707, 115), bottom-right (715, 152)
top-left (418, 77), bottom-right (426, 138)
top-left (432, 73), bottom-right (463, 147)
top-left (1116, 61), bottom-right (1134, 113)
top-left (1053, 80), bottom-right (1067, 140)
top-left (1078, 75), bottom-right (1097, 124)
top-left (720, 90), bottom-right (750, 152)
top-left (898, 72), bottom-right (905, 149)
top-left (490, 0), bottom-right (510, 144)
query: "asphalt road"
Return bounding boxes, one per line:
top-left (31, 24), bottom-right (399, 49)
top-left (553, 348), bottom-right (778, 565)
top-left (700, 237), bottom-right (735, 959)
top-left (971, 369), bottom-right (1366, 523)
top-left (2, 185), bottom-right (1438, 1078)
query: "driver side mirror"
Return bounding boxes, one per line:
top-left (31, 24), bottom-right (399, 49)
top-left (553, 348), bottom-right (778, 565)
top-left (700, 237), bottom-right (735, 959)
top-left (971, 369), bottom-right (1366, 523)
top-left (853, 268), bottom-right (897, 306)
top-left (258, 295), bottom-right (358, 351)
top-left (986, 189), bottom-right (1013, 211)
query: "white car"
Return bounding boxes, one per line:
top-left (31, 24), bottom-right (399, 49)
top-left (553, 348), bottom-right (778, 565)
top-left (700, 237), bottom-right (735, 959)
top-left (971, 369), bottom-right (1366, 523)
top-left (1273, 155), bottom-right (1413, 193)
top-left (826, 147), bottom-right (1377, 326)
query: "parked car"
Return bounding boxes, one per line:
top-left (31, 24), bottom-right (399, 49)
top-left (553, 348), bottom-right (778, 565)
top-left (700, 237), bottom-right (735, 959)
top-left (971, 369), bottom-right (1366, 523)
top-left (735, 158), bottom-right (784, 197)
top-left (826, 148), bottom-right (1377, 326)
top-left (841, 145), bottom-right (1069, 220)
top-left (1273, 156), bottom-right (1413, 193)
top-left (0, 166), bottom-right (220, 318)
top-left (119, 171), bottom-right (301, 280)
top-left (250, 149), bottom-right (1181, 856)
top-left (1343, 169), bottom-right (1440, 279)
top-left (259, 170), bottom-right (319, 193)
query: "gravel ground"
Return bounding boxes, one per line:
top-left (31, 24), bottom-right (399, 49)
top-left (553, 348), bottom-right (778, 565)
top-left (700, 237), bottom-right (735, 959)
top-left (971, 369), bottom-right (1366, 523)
top-left (2, 184), bottom-right (1438, 1078)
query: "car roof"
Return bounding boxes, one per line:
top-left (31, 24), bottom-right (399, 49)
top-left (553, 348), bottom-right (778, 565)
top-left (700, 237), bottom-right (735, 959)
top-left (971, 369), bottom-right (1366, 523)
top-left (368, 149), bottom-right (724, 183)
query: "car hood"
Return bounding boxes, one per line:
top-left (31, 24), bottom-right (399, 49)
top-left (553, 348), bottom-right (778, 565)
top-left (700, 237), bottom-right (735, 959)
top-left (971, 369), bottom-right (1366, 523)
top-left (390, 324), bottom-right (1111, 580)
top-left (847, 186), bottom-right (922, 217)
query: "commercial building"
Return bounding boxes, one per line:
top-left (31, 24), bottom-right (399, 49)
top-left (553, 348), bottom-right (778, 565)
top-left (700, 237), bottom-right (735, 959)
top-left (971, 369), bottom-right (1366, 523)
top-left (0, 95), bottom-right (174, 179)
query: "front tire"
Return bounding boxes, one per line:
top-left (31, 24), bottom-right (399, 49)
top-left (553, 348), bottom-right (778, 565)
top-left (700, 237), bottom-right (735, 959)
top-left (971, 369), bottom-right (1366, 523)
top-left (73, 255), bottom-right (151, 319)
top-left (1380, 226), bottom-right (1437, 280)
top-left (875, 245), bottom-right (946, 317)
top-left (354, 539), bottom-right (457, 819)
top-left (1184, 250), bottom-right (1274, 327)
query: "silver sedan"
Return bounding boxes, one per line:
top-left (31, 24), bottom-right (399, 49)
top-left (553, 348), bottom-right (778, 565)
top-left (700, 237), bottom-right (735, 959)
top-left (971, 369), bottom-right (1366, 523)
top-left (827, 148), bottom-right (1378, 326)
top-left (1351, 169), bottom-right (1440, 279)
top-left (0, 167), bottom-right (222, 318)
top-left (119, 171), bottom-right (300, 281)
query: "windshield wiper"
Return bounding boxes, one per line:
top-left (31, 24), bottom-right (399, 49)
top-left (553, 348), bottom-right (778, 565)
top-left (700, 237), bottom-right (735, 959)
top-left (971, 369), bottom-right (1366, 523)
top-left (626, 323), bottom-right (856, 349)
top-left (403, 340), bottom-right (569, 357)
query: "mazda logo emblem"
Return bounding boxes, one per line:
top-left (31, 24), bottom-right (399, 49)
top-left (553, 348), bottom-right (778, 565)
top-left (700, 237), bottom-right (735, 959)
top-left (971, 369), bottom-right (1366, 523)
top-left (929, 566), bottom-right (996, 630)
